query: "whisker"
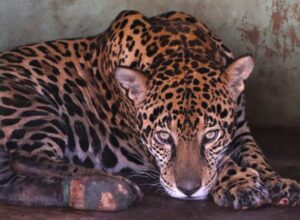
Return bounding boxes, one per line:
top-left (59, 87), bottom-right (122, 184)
top-left (140, 181), bottom-right (161, 187)
top-left (216, 146), bottom-right (242, 171)
top-left (125, 153), bottom-right (147, 165)
top-left (131, 170), bottom-right (159, 179)
top-left (155, 186), bottom-right (167, 196)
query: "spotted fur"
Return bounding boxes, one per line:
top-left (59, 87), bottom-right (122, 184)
top-left (0, 10), bottom-right (298, 210)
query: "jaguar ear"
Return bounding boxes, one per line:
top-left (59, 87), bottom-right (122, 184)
top-left (225, 55), bottom-right (254, 99)
top-left (115, 67), bottom-right (148, 105)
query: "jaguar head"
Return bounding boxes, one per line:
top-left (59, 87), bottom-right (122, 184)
top-left (115, 55), bottom-right (254, 199)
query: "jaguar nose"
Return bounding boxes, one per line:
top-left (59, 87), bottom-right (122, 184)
top-left (177, 180), bottom-right (201, 196)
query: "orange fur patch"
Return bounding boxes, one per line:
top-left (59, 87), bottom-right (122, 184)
top-left (69, 179), bottom-right (85, 209)
top-left (98, 192), bottom-right (116, 211)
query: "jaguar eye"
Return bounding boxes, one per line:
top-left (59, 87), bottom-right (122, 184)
top-left (203, 130), bottom-right (219, 144)
top-left (156, 131), bottom-right (172, 144)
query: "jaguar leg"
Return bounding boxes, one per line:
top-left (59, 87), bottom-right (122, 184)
top-left (212, 157), bottom-right (270, 209)
top-left (0, 151), bottom-right (141, 211)
top-left (228, 94), bottom-right (300, 207)
top-left (230, 135), bottom-right (300, 206)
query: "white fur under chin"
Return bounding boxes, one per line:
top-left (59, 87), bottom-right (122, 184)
top-left (190, 188), bottom-right (210, 200)
top-left (160, 178), bottom-right (210, 200)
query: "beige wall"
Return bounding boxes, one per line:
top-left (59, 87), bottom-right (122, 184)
top-left (0, 0), bottom-right (300, 127)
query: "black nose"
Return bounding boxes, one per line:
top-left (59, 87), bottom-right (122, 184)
top-left (177, 182), bottom-right (201, 196)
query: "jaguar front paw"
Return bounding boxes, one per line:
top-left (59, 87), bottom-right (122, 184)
top-left (266, 177), bottom-right (300, 207)
top-left (63, 175), bottom-right (142, 211)
top-left (212, 167), bottom-right (270, 209)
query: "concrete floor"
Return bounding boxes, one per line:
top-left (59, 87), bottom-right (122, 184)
top-left (0, 128), bottom-right (299, 220)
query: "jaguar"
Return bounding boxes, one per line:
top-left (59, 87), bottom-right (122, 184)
top-left (0, 10), bottom-right (299, 211)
